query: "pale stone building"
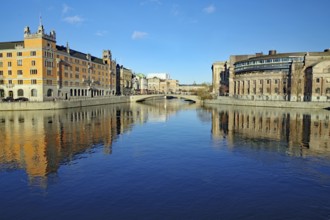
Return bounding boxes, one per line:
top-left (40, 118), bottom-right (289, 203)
top-left (213, 49), bottom-right (330, 102)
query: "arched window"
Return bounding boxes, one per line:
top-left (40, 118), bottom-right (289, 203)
top-left (17, 89), bottom-right (24, 97)
top-left (31, 89), bottom-right (37, 97)
top-left (47, 89), bottom-right (53, 97)
top-left (70, 89), bottom-right (73, 96)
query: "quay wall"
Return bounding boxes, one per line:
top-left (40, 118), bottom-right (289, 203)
top-left (0, 96), bottom-right (130, 111)
top-left (204, 97), bottom-right (330, 109)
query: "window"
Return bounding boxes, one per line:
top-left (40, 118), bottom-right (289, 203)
top-left (17, 52), bottom-right (22, 56)
top-left (267, 79), bottom-right (270, 84)
top-left (275, 88), bottom-right (279, 93)
top-left (0, 53), bottom-right (2, 58)
top-left (44, 60), bottom-right (53, 67)
top-left (30, 51), bottom-right (36, 56)
top-left (274, 79), bottom-right (278, 84)
top-left (326, 88), bottom-right (330, 94)
top-left (30, 69), bottom-right (38, 75)
top-left (47, 89), bottom-right (53, 97)
top-left (75, 67), bottom-right (79, 72)
top-left (31, 60), bottom-right (36, 66)
top-left (0, 71), bottom-right (3, 75)
top-left (17, 70), bottom-right (23, 75)
top-left (7, 53), bottom-right (12, 57)
top-left (8, 70), bottom-right (12, 75)
top-left (0, 80), bottom-right (3, 85)
top-left (8, 80), bottom-right (12, 84)
top-left (260, 80), bottom-right (263, 84)
top-left (46, 80), bottom-right (52, 85)
top-left (17, 89), bottom-right (24, 96)
top-left (18, 80), bottom-right (23, 85)
top-left (31, 79), bottom-right (37, 84)
top-left (315, 88), bottom-right (321, 93)
top-left (47, 69), bottom-right (52, 75)
top-left (17, 60), bottom-right (22, 66)
top-left (8, 62), bottom-right (12, 67)
top-left (316, 78), bottom-right (320, 83)
top-left (31, 89), bottom-right (37, 97)
top-left (0, 61), bottom-right (2, 67)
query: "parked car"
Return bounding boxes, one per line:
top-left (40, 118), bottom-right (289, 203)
top-left (14, 97), bottom-right (29, 102)
top-left (2, 97), bottom-right (15, 102)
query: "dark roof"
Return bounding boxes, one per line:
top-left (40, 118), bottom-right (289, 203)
top-left (241, 51), bottom-right (330, 62)
top-left (0, 41), bottom-right (24, 50)
top-left (56, 45), bottom-right (104, 65)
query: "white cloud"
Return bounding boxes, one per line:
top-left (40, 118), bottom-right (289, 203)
top-left (132, 31), bottom-right (148, 40)
top-left (95, 30), bottom-right (108, 37)
top-left (203, 4), bottom-right (216, 14)
top-left (62, 3), bottom-right (72, 14)
top-left (63, 15), bottom-right (84, 24)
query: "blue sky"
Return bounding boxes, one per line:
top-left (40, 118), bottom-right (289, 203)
top-left (1, 0), bottom-right (330, 84)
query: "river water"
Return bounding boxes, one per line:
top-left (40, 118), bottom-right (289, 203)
top-left (1, 100), bottom-right (330, 219)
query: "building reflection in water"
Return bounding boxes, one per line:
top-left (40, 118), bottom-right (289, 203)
top-left (0, 100), bottom-right (197, 188)
top-left (0, 104), bottom-right (135, 188)
top-left (209, 105), bottom-right (330, 157)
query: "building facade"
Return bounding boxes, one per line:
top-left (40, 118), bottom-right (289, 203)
top-left (116, 64), bottom-right (133, 95)
top-left (0, 24), bottom-right (117, 101)
top-left (213, 49), bottom-right (330, 102)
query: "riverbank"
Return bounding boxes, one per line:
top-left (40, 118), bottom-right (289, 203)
top-left (204, 96), bottom-right (330, 109)
top-left (0, 96), bottom-right (130, 111)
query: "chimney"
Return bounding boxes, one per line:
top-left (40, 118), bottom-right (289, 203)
top-left (268, 50), bottom-right (277, 55)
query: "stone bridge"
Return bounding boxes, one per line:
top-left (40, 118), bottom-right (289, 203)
top-left (130, 94), bottom-right (201, 103)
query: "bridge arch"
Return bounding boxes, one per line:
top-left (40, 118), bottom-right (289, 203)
top-left (130, 94), bottom-right (201, 103)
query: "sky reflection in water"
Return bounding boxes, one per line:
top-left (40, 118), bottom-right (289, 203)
top-left (1, 100), bottom-right (330, 219)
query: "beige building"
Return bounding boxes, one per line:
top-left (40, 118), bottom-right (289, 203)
top-left (147, 77), bottom-right (178, 94)
top-left (213, 49), bottom-right (330, 102)
top-left (147, 77), bottom-right (160, 93)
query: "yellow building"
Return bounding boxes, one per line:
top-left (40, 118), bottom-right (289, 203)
top-left (0, 24), bottom-right (116, 101)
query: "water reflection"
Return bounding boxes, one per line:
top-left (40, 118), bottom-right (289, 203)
top-left (208, 105), bottom-right (330, 157)
top-left (0, 100), bottom-right (197, 188)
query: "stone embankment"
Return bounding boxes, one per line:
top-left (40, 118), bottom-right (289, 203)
top-left (204, 97), bottom-right (330, 109)
top-left (0, 96), bottom-right (130, 111)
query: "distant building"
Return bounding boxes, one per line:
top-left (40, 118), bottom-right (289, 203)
top-left (179, 84), bottom-right (205, 94)
top-left (135, 73), bottom-right (148, 94)
top-left (0, 24), bottom-right (116, 101)
top-left (212, 49), bottom-right (330, 102)
top-left (147, 77), bottom-right (160, 94)
top-left (147, 73), bottom-right (170, 80)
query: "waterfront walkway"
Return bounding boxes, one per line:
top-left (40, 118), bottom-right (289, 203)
top-left (204, 96), bottom-right (330, 109)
